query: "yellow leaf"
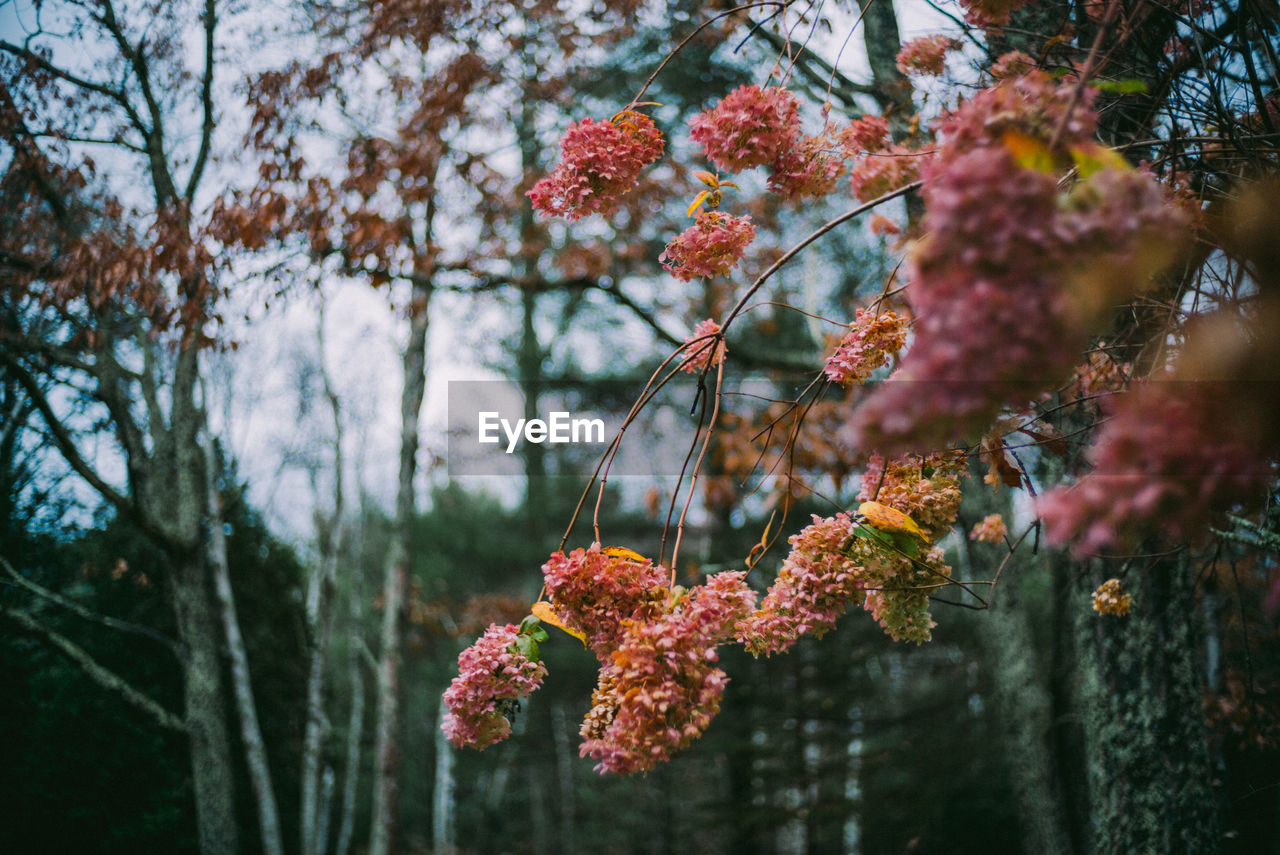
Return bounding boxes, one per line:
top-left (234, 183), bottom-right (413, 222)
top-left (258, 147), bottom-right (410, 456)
top-left (531, 601), bottom-right (586, 644)
top-left (1001, 130), bottom-right (1056, 173)
top-left (687, 190), bottom-right (710, 217)
top-left (602, 545), bottom-right (648, 563)
top-left (718, 180), bottom-right (739, 190)
top-left (693, 170), bottom-right (720, 188)
top-left (1070, 142), bottom-right (1131, 178)
top-left (857, 501), bottom-right (928, 541)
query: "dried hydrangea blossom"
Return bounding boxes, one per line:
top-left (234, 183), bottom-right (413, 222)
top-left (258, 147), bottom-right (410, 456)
top-left (767, 133), bottom-right (847, 202)
top-left (1036, 382), bottom-right (1273, 556)
top-left (1091, 578), bottom-right (1134, 616)
top-left (960, 0), bottom-right (1031, 28)
top-left (580, 571), bottom-right (756, 774)
top-left (858, 450), bottom-right (967, 540)
top-left (680, 318), bottom-right (727, 374)
top-left (848, 72), bottom-right (1188, 454)
top-left (441, 622), bottom-right (548, 750)
top-left (969, 513), bottom-right (1008, 543)
top-left (840, 115), bottom-right (891, 155)
top-left (896, 35), bottom-right (961, 78)
top-left (527, 111), bottom-right (664, 220)
top-left (689, 84), bottom-right (802, 172)
top-left (541, 543), bottom-right (668, 661)
top-left (824, 309), bottom-right (910, 386)
top-left (659, 210), bottom-right (756, 280)
top-left (991, 50), bottom-right (1037, 80)
top-left (736, 513), bottom-right (948, 655)
top-left (848, 145), bottom-right (927, 202)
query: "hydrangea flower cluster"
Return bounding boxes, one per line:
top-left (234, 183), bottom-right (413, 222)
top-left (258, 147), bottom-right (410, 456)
top-left (848, 71), bottom-right (1188, 454)
top-left (681, 318), bottom-right (727, 374)
top-left (579, 571), bottom-right (756, 775)
top-left (1091, 578), bottom-right (1134, 616)
top-left (896, 35), bottom-right (961, 78)
top-left (840, 115), bottom-right (891, 155)
top-left (527, 111), bottom-right (664, 220)
top-left (736, 513), bottom-right (947, 655)
top-left (1036, 382), bottom-right (1274, 556)
top-left (689, 85), bottom-right (801, 172)
top-left (960, 0), bottom-right (1031, 28)
top-left (660, 210), bottom-right (756, 280)
top-left (824, 309), bottom-right (910, 385)
top-left (848, 145), bottom-right (927, 203)
top-left (767, 133), bottom-right (847, 202)
top-left (858, 450), bottom-right (967, 540)
top-left (991, 50), bottom-right (1037, 80)
top-left (441, 622), bottom-right (549, 750)
top-left (541, 543), bottom-right (669, 660)
top-left (969, 513), bottom-right (1008, 543)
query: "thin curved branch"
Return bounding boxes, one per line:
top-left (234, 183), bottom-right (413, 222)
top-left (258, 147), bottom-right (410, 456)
top-left (0, 556), bottom-right (180, 656)
top-left (1, 603), bottom-right (186, 732)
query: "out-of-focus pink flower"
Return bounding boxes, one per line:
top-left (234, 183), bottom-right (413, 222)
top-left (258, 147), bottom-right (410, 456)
top-left (969, 513), bottom-right (1008, 543)
top-left (681, 318), bottom-right (727, 374)
top-left (896, 35), bottom-right (961, 78)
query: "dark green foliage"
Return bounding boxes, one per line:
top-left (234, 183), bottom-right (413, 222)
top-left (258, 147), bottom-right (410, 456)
top-left (0, 490), bottom-right (308, 855)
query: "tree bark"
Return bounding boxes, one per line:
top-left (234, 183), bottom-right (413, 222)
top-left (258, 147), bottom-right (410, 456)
top-left (205, 433), bottom-right (286, 855)
top-left (369, 276), bottom-right (431, 855)
top-left (171, 550), bottom-right (241, 855)
top-left (1075, 552), bottom-right (1221, 854)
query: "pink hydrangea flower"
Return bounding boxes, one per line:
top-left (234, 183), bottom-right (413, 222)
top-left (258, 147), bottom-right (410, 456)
top-left (1036, 382), bottom-right (1274, 556)
top-left (441, 622), bottom-right (548, 750)
top-left (847, 72), bottom-right (1187, 455)
top-left (823, 308), bottom-right (910, 386)
top-left (689, 85), bottom-right (802, 172)
top-left (840, 115), bottom-right (890, 155)
top-left (896, 35), bottom-right (961, 77)
top-left (527, 111), bottom-right (664, 220)
top-left (541, 543), bottom-right (668, 661)
top-left (736, 513), bottom-right (947, 655)
top-left (960, 0), bottom-right (1030, 28)
top-left (681, 318), bottom-right (727, 374)
top-left (859, 450), bottom-right (967, 541)
top-left (848, 145), bottom-right (927, 203)
top-left (767, 133), bottom-right (846, 202)
top-left (991, 50), bottom-right (1037, 79)
top-left (969, 513), bottom-right (1008, 543)
top-left (660, 210), bottom-right (756, 280)
top-left (580, 571), bottom-right (756, 775)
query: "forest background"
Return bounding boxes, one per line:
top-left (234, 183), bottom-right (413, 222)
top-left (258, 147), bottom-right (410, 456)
top-left (1, 0), bottom-right (1278, 854)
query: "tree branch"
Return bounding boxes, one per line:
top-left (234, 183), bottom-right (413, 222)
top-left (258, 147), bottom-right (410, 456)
top-left (0, 349), bottom-right (145, 532)
top-left (0, 555), bottom-right (179, 656)
top-left (1, 603), bottom-right (187, 732)
top-left (184, 0), bottom-right (217, 201)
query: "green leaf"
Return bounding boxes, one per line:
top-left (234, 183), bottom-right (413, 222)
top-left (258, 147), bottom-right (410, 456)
top-left (1092, 78), bottom-right (1148, 94)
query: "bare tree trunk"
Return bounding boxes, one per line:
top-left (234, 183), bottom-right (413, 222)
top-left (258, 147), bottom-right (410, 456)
top-left (303, 314), bottom-right (346, 855)
top-left (432, 695), bottom-right (456, 855)
top-left (205, 431), bottom-right (286, 855)
top-left (171, 550), bottom-right (240, 855)
top-left (369, 277), bottom-right (432, 855)
top-left (335, 582), bottom-right (367, 855)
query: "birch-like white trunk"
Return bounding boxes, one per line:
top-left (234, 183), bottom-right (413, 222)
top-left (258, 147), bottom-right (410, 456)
top-left (204, 430), bottom-right (285, 855)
